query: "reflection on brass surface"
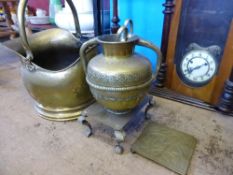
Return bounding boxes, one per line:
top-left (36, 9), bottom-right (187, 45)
top-left (131, 122), bottom-right (197, 175)
top-left (13, 0), bottom-right (96, 121)
top-left (80, 20), bottom-right (162, 114)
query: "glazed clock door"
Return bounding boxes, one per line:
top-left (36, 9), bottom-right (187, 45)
top-left (165, 0), bottom-right (233, 105)
top-left (176, 43), bottom-right (221, 88)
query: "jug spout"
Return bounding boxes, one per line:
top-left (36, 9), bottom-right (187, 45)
top-left (103, 43), bottom-right (135, 58)
top-left (102, 43), bottom-right (135, 58)
top-left (97, 34), bottom-right (139, 58)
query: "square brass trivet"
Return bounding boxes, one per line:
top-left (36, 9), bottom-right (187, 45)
top-left (131, 122), bottom-right (197, 175)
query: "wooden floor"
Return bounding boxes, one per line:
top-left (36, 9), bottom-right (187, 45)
top-left (1, 44), bottom-right (233, 175)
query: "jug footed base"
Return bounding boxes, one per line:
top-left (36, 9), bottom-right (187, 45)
top-left (34, 100), bottom-right (95, 121)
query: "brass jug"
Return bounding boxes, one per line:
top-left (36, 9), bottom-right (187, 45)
top-left (80, 20), bottom-right (162, 114)
top-left (16, 0), bottom-right (96, 121)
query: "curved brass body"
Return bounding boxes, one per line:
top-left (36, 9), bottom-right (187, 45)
top-left (16, 0), bottom-right (96, 121)
top-left (20, 45), bottom-right (96, 121)
top-left (80, 24), bottom-right (162, 114)
top-left (4, 29), bottom-right (81, 56)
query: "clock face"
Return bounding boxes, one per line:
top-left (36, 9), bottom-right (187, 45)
top-left (179, 50), bottom-right (217, 87)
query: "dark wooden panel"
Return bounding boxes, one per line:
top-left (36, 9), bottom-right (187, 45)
top-left (93, 0), bottom-right (102, 35)
top-left (174, 0), bottom-right (233, 66)
top-left (93, 0), bottom-right (110, 36)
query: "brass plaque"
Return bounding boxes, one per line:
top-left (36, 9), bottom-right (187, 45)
top-left (131, 122), bottom-right (197, 175)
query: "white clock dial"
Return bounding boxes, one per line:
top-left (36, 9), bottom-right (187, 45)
top-left (181, 50), bottom-right (217, 83)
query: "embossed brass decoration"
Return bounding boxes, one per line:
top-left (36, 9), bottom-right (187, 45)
top-left (80, 20), bottom-right (162, 114)
top-left (16, 0), bottom-right (97, 121)
top-left (131, 122), bottom-right (197, 175)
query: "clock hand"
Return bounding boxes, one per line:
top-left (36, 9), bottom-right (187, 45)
top-left (187, 63), bottom-right (208, 74)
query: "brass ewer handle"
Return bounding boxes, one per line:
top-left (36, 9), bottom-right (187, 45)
top-left (136, 39), bottom-right (163, 81)
top-left (80, 38), bottom-right (99, 74)
top-left (117, 19), bottom-right (133, 34)
top-left (117, 19), bottom-right (133, 41)
top-left (17, 0), bottom-right (81, 71)
top-left (117, 19), bottom-right (162, 80)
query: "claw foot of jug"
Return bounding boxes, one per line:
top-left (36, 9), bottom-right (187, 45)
top-left (113, 130), bottom-right (126, 154)
top-left (145, 95), bottom-right (155, 120)
top-left (78, 115), bottom-right (93, 137)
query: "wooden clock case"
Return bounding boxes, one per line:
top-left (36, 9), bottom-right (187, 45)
top-left (151, 0), bottom-right (233, 114)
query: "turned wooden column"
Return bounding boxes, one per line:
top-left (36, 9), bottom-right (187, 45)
top-left (217, 68), bottom-right (233, 114)
top-left (215, 20), bottom-right (233, 115)
top-left (111, 0), bottom-right (120, 33)
top-left (156, 0), bottom-right (175, 87)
